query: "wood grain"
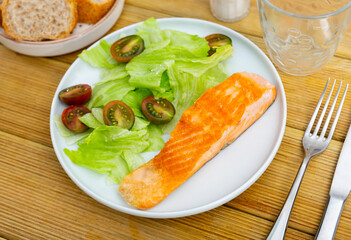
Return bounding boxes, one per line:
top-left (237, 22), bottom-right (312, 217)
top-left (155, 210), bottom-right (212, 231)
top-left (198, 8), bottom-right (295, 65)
top-left (1, 0), bottom-right (351, 239)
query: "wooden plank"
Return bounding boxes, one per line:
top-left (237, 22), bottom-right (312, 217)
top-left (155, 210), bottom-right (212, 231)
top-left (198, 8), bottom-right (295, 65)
top-left (0, 45), bottom-right (69, 148)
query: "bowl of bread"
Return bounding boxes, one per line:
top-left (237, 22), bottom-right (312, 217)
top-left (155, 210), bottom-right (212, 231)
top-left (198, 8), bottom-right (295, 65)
top-left (0, 0), bottom-right (124, 56)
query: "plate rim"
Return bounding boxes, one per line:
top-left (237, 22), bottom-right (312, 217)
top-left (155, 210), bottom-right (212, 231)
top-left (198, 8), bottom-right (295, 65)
top-left (50, 17), bottom-right (287, 218)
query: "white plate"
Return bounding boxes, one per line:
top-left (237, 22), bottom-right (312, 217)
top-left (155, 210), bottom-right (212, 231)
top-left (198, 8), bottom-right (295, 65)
top-left (50, 18), bottom-right (287, 218)
top-left (0, 0), bottom-right (124, 57)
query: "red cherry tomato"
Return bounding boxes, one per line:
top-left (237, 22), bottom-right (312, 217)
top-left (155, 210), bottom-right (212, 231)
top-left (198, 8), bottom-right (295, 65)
top-left (205, 34), bottom-right (232, 56)
top-left (59, 84), bottom-right (92, 105)
top-left (61, 105), bottom-right (91, 133)
top-left (141, 96), bottom-right (175, 124)
top-left (103, 100), bottom-right (135, 129)
top-left (110, 35), bottom-right (144, 62)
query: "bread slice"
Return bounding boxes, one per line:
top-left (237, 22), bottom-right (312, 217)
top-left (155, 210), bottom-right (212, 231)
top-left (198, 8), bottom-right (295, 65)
top-left (76, 0), bottom-right (114, 24)
top-left (1, 0), bottom-right (78, 41)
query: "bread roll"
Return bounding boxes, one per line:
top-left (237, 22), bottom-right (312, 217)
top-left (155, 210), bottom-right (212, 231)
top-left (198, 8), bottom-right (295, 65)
top-left (1, 0), bottom-right (78, 41)
top-left (76, 0), bottom-right (114, 24)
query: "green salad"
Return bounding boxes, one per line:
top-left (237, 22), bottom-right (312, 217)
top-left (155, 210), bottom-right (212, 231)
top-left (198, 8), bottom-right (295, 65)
top-left (56, 18), bottom-right (234, 184)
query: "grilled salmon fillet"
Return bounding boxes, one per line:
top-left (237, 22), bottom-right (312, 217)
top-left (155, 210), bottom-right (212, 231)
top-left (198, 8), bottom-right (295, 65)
top-left (118, 72), bottom-right (277, 209)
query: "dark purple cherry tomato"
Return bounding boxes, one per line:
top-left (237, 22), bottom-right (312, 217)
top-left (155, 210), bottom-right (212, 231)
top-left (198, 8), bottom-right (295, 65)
top-left (205, 34), bottom-right (232, 56)
top-left (103, 100), bottom-right (135, 129)
top-left (59, 84), bottom-right (92, 105)
top-left (110, 35), bottom-right (144, 62)
top-left (141, 96), bottom-right (175, 124)
top-left (61, 105), bottom-right (91, 133)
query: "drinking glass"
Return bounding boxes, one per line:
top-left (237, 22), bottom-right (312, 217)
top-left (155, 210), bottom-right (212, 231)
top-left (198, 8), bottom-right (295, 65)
top-left (257, 0), bottom-right (351, 76)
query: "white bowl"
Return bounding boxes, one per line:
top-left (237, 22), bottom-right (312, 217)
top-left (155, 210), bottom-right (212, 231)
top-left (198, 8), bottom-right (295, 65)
top-left (0, 0), bottom-right (125, 57)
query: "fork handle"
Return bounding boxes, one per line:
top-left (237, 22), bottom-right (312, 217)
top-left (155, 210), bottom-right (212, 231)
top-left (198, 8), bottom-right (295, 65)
top-left (314, 196), bottom-right (346, 240)
top-left (267, 155), bottom-right (311, 240)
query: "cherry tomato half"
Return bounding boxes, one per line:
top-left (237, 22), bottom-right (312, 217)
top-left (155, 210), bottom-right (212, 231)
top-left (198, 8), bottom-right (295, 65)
top-left (205, 34), bottom-right (232, 56)
top-left (61, 105), bottom-right (91, 133)
top-left (141, 96), bottom-right (175, 124)
top-left (103, 100), bottom-right (135, 129)
top-left (59, 84), bottom-right (92, 105)
top-left (110, 35), bottom-right (144, 62)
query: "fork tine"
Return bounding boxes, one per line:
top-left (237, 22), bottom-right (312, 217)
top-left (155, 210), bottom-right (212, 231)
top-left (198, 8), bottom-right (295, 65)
top-left (325, 83), bottom-right (349, 141)
top-left (305, 78), bottom-right (330, 135)
top-left (312, 79), bottom-right (336, 137)
top-left (320, 81), bottom-right (343, 139)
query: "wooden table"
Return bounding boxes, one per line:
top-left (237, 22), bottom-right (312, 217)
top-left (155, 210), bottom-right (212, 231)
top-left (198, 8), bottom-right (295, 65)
top-left (1, 0), bottom-right (351, 239)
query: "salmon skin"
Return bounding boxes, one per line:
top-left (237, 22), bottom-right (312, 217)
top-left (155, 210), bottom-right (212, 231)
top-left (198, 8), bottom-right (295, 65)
top-left (118, 72), bottom-right (277, 209)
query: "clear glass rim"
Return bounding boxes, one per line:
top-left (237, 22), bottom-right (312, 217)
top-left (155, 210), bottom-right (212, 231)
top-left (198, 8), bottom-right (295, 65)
top-left (262, 0), bottom-right (351, 19)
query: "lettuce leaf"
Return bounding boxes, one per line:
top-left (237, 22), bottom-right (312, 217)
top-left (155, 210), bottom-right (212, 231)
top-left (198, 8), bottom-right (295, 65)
top-left (128, 17), bottom-right (210, 95)
top-left (107, 156), bottom-right (131, 184)
top-left (98, 64), bottom-right (129, 85)
top-left (164, 29), bottom-right (209, 57)
top-left (175, 45), bottom-right (233, 77)
top-left (121, 151), bottom-right (145, 172)
top-left (126, 50), bottom-right (172, 90)
top-left (136, 18), bottom-right (170, 51)
top-left (79, 113), bottom-right (103, 129)
top-left (64, 125), bottom-right (150, 184)
top-left (122, 88), bottom-right (152, 118)
top-left (131, 117), bottom-right (150, 131)
top-left (65, 125), bottom-right (149, 155)
top-left (85, 77), bottom-right (134, 109)
top-left (145, 124), bottom-right (165, 152)
top-left (54, 115), bottom-right (92, 145)
top-left (79, 40), bottom-right (121, 69)
top-left (136, 18), bottom-right (209, 57)
top-left (91, 108), bottom-right (104, 124)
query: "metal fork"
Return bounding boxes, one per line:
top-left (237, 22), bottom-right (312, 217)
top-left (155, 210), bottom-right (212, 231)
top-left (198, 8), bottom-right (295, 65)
top-left (267, 79), bottom-right (348, 240)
